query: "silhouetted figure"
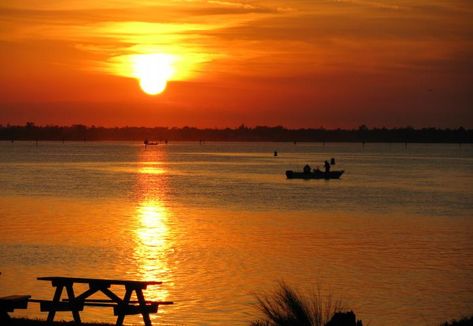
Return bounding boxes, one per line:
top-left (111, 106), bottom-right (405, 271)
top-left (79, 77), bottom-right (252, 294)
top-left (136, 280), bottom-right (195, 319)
top-left (274, 151), bottom-right (278, 157)
top-left (324, 160), bottom-right (330, 173)
top-left (330, 157), bottom-right (336, 165)
top-left (303, 164), bottom-right (311, 174)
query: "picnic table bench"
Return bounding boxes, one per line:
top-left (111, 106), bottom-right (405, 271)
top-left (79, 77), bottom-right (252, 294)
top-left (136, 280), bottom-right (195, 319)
top-left (34, 276), bottom-right (173, 326)
top-left (0, 295), bottom-right (31, 322)
top-left (0, 272), bottom-right (31, 322)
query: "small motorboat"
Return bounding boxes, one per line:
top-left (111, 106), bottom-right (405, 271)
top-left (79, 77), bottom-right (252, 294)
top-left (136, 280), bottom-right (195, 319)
top-left (144, 139), bottom-right (158, 146)
top-left (285, 169), bottom-right (344, 179)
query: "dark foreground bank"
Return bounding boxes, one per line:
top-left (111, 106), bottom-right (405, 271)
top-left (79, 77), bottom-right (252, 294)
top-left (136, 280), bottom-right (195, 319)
top-left (9, 316), bottom-right (473, 326)
top-left (9, 319), bottom-right (112, 326)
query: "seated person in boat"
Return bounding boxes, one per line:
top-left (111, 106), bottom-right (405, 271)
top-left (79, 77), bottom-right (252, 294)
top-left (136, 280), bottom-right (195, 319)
top-left (324, 160), bottom-right (331, 173)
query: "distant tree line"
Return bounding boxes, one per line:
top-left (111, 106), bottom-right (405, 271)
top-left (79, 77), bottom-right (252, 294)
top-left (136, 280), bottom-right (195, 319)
top-left (0, 122), bottom-right (471, 143)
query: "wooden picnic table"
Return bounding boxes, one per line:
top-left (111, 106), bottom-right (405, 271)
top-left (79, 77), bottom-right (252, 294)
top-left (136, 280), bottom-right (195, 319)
top-left (36, 276), bottom-right (172, 326)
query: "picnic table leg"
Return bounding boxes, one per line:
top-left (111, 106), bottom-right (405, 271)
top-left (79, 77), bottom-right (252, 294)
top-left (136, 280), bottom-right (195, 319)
top-left (115, 288), bottom-right (132, 326)
top-left (0, 310), bottom-right (11, 322)
top-left (65, 283), bottom-right (82, 324)
top-left (136, 288), bottom-right (152, 326)
top-left (47, 285), bottom-right (63, 323)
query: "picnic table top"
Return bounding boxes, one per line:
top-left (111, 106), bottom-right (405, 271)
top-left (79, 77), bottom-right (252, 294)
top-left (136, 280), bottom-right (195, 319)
top-left (37, 276), bottom-right (162, 286)
top-left (0, 295), bottom-right (31, 302)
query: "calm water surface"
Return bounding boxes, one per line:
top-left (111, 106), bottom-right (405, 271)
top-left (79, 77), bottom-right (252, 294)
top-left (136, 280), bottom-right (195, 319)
top-left (0, 141), bottom-right (472, 325)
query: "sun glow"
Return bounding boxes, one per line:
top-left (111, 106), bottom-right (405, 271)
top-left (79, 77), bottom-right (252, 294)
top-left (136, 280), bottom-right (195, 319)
top-left (132, 54), bottom-right (175, 95)
top-left (105, 45), bottom-right (212, 96)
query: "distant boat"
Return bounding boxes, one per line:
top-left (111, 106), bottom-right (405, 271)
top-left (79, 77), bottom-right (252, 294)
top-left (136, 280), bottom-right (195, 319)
top-left (144, 139), bottom-right (158, 146)
top-left (285, 169), bottom-right (344, 179)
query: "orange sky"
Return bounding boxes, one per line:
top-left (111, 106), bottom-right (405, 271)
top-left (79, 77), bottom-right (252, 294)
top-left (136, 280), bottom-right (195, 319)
top-left (1, 0), bottom-right (472, 128)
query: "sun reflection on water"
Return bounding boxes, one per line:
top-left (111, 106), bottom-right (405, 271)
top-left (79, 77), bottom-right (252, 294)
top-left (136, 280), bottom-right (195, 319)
top-left (133, 148), bottom-right (173, 302)
top-left (138, 166), bottom-right (165, 175)
top-left (136, 202), bottom-right (169, 256)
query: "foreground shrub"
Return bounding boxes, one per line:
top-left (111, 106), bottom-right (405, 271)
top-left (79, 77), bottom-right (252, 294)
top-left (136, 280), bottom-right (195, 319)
top-left (441, 315), bottom-right (473, 326)
top-left (250, 282), bottom-right (361, 326)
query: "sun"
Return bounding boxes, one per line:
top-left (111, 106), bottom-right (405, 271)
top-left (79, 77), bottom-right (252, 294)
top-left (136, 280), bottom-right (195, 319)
top-left (132, 54), bottom-right (174, 95)
top-left (139, 77), bottom-right (167, 95)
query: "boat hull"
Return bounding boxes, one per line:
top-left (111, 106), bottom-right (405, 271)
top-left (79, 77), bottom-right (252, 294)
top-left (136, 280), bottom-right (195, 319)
top-left (285, 170), bottom-right (344, 179)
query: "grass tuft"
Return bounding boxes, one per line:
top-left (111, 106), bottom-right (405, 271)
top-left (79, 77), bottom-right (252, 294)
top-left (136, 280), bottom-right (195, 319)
top-left (250, 281), bottom-right (344, 326)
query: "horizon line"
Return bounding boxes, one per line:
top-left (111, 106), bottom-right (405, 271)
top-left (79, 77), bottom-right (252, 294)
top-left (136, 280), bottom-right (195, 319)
top-left (1, 123), bottom-right (471, 131)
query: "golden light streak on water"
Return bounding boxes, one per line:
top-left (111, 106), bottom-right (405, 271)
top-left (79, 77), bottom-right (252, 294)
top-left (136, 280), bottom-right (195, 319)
top-left (133, 147), bottom-right (172, 303)
top-left (138, 166), bottom-right (166, 175)
top-left (136, 202), bottom-right (169, 251)
top-left (134, 200), bottom-right (171, 301)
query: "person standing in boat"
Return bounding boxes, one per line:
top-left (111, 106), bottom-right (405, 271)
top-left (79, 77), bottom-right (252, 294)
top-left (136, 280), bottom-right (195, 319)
top-left (324, 160), bottom-right (331, 173)
top-left (303, 164), bottom-right (311, 174)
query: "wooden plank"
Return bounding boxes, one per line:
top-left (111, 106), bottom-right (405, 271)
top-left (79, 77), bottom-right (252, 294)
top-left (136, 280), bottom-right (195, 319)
top-left (0, 295), bottom-right (31, 302)
top-left (62, 298), bottom-right (173, 305)
top-left (101, 287), bottom-right (124, 302)
top-left (115, 288), bottom-right (132, 326)
top-left (66, 283), bottom-right (82, 324)
top-left (46, 284), bottom-right (63, 323)
top-left (35, 299), bottom-right (115, 308)
top-left (74, 287), bottom-right (101, 302)
top-left (81, 302), bottom-right (117, 307)
top-left (113, 303), bottom-right (158, 316)
top-left (37, 276), bottom-right (162, 286)
top-left (135, 288), bottom-right (152, 326)
top-left (0, 295), bottom-right (30, 312)
top-left (156, 301), bottom-right (174, 305)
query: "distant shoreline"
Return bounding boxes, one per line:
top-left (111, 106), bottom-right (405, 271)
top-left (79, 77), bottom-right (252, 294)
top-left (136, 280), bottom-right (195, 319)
top-left (1, 124), bottom-right (472, 143)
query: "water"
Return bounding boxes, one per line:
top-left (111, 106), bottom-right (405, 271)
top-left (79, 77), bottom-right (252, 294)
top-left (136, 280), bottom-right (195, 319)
top-left (0, 141), bottom-right (472, 325)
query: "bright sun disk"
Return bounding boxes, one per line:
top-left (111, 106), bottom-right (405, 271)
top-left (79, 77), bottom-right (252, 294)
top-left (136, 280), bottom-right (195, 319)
top-left (132, 54), bottom-right (174, 95)
top-left (140, 77), bottom-right (167, 95)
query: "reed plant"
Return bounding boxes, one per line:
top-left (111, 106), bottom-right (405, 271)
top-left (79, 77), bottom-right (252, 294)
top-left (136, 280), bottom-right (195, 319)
top-left (250, 282), bottom-right (344, 326)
